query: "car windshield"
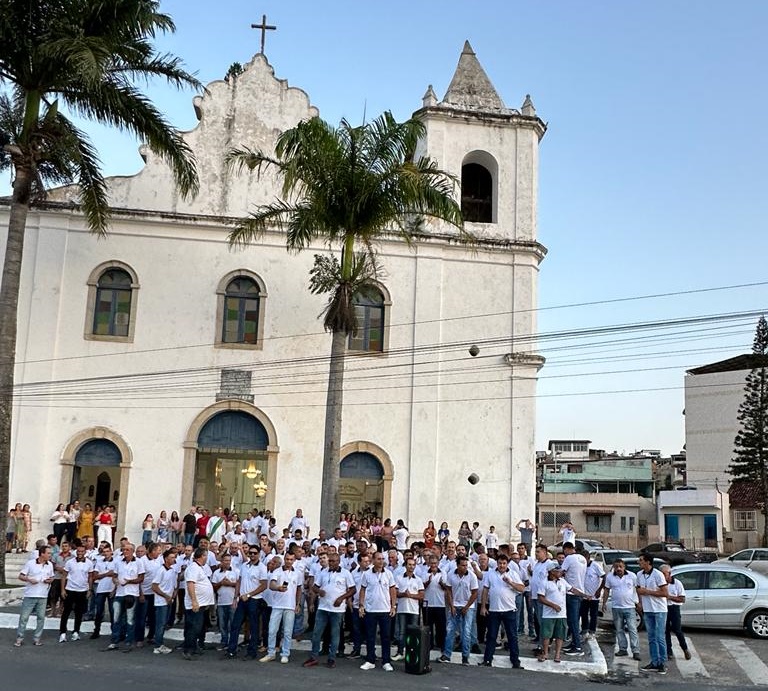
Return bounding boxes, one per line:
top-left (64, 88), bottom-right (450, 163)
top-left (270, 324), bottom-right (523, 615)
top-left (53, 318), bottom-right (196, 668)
top-left (666, 544), bottom-right (685, 552)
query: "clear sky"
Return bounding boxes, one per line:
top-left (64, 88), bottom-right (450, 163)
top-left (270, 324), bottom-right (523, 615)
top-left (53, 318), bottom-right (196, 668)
top-left (5, 1), bottom-right (768, 455)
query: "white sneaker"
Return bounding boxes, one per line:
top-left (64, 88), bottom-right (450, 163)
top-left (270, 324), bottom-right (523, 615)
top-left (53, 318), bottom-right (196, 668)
top-left (160, 645), bottom-right (172, 655)
top-left (382, 663), bottom-right (394, 672)
top-left (391, 653), bottom-right (404, 661)
top-left (71, 632), bottom-right (80, 642)
top-left (260, 654), bottom-right (275, 662)
top-left (360, 661), bottom-right (376, 670)
top-left (280, 656), bottom-right (289, 664)
top-left (59, 633), bottom-right (67, 643)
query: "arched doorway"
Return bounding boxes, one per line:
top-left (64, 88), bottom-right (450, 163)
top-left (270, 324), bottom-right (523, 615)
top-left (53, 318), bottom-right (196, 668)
top-left (70, 439), bottom-right (122, 508)
top-left (193, 410), bottom-right (271, 516)
top-left (340, 451), bottom-right (386, 518)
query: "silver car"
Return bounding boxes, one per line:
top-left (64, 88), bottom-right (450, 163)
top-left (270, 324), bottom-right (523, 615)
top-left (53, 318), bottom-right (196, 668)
top-left (716, 548), bottom-right (768, 576)
top-left (672, 563), bottom-right (768, 639)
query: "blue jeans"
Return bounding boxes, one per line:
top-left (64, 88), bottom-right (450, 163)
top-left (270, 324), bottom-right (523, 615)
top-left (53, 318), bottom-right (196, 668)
top-left (93, 591), bottom-right (114, 635)
top-left (466, 605), bottom-right (478, 646)
top-left (484, 609), bottom-right (519, 664)
top-left (395, 612), bottom-right (419, 654)
top-left (365, 611), bottom-right (392, 664)
top-left (643, 611), bottom-right (668, 666)
top-left (154, 604), bottom-right (168, 646)
top-left (517, 592), bottom-right (535, 635)
top-left (311, 609), bottom-right (343, 660)
top-left (228, 598), bottom-right (265, 656)
top-left (268, 607), bottom-right (296, 657)
top-left (565, 594), bottom-right (582, 649)
top-left (612, 607), bottom-right (640, 653)
top-left (218, 603), bottom-right (234, 647)
top-left (16, 597), bottom-right (46, 641)
top-left (111, 595), bottom-right (136, 645)
top-left (183, 533), bottom-right (195, 546)
top-left (133, 593), bottom-right (154, 642)
top-left (444, 608), bottom-right (473, 659)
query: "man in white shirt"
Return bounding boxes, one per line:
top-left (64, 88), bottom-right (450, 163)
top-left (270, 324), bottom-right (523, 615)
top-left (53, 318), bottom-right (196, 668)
top-left (559, 522), bottom-right (576, 545)
top-left (660, 563), bottom-right (690, 661)
top-left (226, 546), bottom-right (269, 659)
top-left (15, 545), bottom-right (55, 646)
top-left (601, 558), bottom-right (640, 660)
top-left (560, 542), bottom-right (587, 655)
top-left (580, 550), bottom-right (604, 640)
top-left (479, 553), bottom-right (525, 667)
top-left (90, 545), bottom-right (117, 640)
top-left (303, 551), bottom-right (355, 668)
top-left (423, 555), bottom-right (447, 653)
top-left (439, 555), bottom-right (478, 665)
top-left (359, 551), bottom-right (396, 671)
top-left (348, 554), bottom-right (370, 658)
top-left (262, 552), bottom-right (302, 663)
top-left (212, 552), bottom-right (239, 651)
top-left (59, 544), bottom-right (93, 642)
top-left (135, 542), bottom-right (162, 647)
top-left (288, 509), bottom-right (308, 537)
top-left (391, 557), bottom-right (424, 661)
top-left (107, 543), bottom-right (145, 651)
top-left (529, 544), bottom-right (551, 653)
top-left (151, 547), bottom-right (178, 654)
top-left (183, 546), bottom-right (215, 660)
top-left (207, 508), bottom-right (227, 545)
top-left (636, 554), bottom-right (668, 674)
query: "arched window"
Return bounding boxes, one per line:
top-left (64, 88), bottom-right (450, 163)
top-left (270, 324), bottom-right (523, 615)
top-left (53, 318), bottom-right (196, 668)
top-left (85, 262), bottom-right (139, 341)
top-left (349, 287), bottom-right (386, 352)
top-left (461, 163), bottom-right (493, 222)
top-left (223, 277), bottom-right (260, 344)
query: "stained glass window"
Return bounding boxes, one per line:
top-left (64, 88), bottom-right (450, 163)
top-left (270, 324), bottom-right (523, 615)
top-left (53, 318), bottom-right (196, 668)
top-left (348, 288), bottom-right (384, 352)
top-left (223, 277), bottom-right (260, 344)
top-left (93, 269), bottom-right (132, 337)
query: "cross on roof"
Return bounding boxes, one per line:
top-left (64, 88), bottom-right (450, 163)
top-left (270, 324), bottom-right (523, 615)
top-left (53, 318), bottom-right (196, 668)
top-left (251, 14), bottom-right (276, 55)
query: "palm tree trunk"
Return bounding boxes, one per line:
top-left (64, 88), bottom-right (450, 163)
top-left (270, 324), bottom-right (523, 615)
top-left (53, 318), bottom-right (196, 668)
top-left (0, 162), bottom-right (34, 585)
top-left (319, 329), bottom-right (347, 533)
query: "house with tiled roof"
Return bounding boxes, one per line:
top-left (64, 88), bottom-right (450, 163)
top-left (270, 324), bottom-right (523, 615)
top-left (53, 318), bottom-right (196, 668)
top-left (728, 481), bottom-right (766, 550)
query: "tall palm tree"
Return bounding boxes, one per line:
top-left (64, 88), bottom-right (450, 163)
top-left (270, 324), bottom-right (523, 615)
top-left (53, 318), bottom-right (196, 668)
top-left (227, 112), bottom-right (466, 532)
top-left (0, 0), bottom-right (199, 583)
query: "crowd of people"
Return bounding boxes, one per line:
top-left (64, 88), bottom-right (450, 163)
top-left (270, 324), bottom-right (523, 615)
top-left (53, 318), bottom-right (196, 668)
top-left (12, 506), bottom-right (682, 675)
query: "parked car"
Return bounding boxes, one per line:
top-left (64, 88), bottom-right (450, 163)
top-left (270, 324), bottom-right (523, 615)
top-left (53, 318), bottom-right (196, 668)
top-left (622, 556), bottom-right (668, 574)
top-left (548, 538), bottom-right (605, 554)
top-left (639, 541), bottom-right (718, 566)
top-left (672, 563), bottom-right (768, 639)
top-left (590, 549), bottom-right (636, 568)
top-left (716, 548), bottom-right (768, 576)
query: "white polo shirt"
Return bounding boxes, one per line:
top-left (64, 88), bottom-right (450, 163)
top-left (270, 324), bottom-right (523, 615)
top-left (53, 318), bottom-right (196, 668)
top-left (93, 557), bottom-right (118, 595)
top-left (395, 574), bottom-right (424, 615)
top-left (584, 560), bottom-right (605, 597)
top-left (115, 558), bottom-right (145, 597)
top-left (240, 560), bottom-right (268, 600)
top-left (152, 565), bottom-right (179, 602)
top-left (446, 569), bottom-right (479, 608)
top-left (561, 552), bottom-right (587, 592)
top-left (667, 577), bottom-right (686, 606)
top-left (64, 557), bottom-right (93, 592)
top-left (484, 568), bottom-right (523, 612)
top-left (270, 567), bottom-right (300, 609)
top-left (530, 559), bottom-right (551, 601)
top-left (212, 566), bottom-right (239, 606)
top-left (184, 560), bottom-right (215, 608)
top-left (20, 558), bottom-right (54, 598)
top-left (360, 568), bottom-right (395, 612)
top-left (636, 568), bottom-right (668, 613)
top-left (316, 567), bottom-right (355, 613)
top-left (140, 555), bottom-right (163, 596)
top-left (423, 569), bottom-right (447, 608)
top-left (539, 577), bottom-right (571, 619)
top-left (604, 571), bottom-right (637, 609)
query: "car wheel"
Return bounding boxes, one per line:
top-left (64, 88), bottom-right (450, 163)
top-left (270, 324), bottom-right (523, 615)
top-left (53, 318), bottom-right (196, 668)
top-left (746, 610), bottom-right (768, 639)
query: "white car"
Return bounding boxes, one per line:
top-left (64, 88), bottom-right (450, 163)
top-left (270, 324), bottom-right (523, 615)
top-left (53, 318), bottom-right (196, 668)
top-left (672, 563), bottom-right (768, 639)
top-left (716, 548), bottom-right (768, 576)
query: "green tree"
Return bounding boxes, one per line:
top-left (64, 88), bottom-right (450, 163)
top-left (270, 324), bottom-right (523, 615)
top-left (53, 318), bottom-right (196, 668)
top-left (0, 0), bottom-right (199, 583)
top-left (730, 315), bottom-right (768, 547)
top-left (227, 112), bottom-right (466, 532)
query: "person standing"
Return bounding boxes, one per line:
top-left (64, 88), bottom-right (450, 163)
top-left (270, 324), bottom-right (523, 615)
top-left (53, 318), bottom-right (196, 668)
top-left (636, 554), bottom-right (668, 674)
top-left (601, 558), bottom-right (640, 660)
top-left (359, 551), bottom-right (396, 672)
top-left (559, 522), bottom-right (576, 545)
top-left (530, 544), bottom-right (551, 655)
top-left (439, 555), bottom-right (478, 666)
top-left (262, 552), bottom-right (302, 663)
top-left (183, 546), bottom-right (215, 660)
top-left (226, 546), bottom-right (268, 659)
top-left (90, 545), bottom-right (117, 639)
top-left (15, 545), bottom-right (55, 647)
top-left (516, 519), bottom-right (536, 553)
top-left (151, 548), bottom-right (179, 654)
top-left (580, 549), bottom-right (604, 640)
top-left (537, 562), bottom-right (569, 663)
top-left (211, 553), bottom-right (238, 652)
top-left (77, 503), bottom-right (95, 541)
top-left (391, 557), bottom-right (424, 661)
top-left (59, 544), bottom-right (93, 642)
top-left (660, 564), bottom-right (690, 661)
top-left (107, 543), bottom-right (145, 652)
top-left (96, 506), bottom-right (113, 547)
top-left (135, 542), bottom-right (162, 647)
top-left (50, 504), bottom-right (69, 545)
top-left (423, 554), bottom-right (447, 652)
top-left (182, 508), bottom-right (197, 546)
top-left (303, 551), bottom-right (355, 668)
top-left (479, 553), bottom-right (525, 668)
top-left (560, 542), bottom-right (586, 656)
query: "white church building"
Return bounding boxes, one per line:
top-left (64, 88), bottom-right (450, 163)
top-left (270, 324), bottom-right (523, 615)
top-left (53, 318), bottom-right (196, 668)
top-left (1, 42), bottom-right (547, 544)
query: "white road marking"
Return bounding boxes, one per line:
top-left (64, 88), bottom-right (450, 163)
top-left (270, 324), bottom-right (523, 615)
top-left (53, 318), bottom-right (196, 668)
top-left (721, 638), bottom-right (768, 686)
top-left (672, 637), bottom-right (709, 679)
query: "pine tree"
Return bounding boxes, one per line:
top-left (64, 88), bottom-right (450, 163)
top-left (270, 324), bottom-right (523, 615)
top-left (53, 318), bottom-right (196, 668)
top-left (730, 316), bottom-right (768, 547)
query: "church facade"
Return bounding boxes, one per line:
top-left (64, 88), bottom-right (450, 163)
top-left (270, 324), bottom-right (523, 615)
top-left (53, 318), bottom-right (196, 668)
top-left (1, 42), bottom-right (547, 543)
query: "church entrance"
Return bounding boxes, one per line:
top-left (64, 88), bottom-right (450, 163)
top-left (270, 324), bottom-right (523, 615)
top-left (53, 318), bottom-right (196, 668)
top-left (70, 439), bottom-right (122, 509)
top-left (340, 452), bottom-right (384, 518)
top-left (194, 410), bottom-right (270, 517)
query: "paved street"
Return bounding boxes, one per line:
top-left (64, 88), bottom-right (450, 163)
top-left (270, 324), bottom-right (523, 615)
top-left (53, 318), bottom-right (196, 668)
top-left (1, 607), bottom-right (766, 690)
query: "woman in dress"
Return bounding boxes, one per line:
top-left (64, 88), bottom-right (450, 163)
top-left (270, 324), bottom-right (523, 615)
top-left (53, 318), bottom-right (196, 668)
top-left (156, 510), bottom-right (170, 542)
top-left (380, 517), bottom-right (394, 551)
top-left (50, 503), bottom-right (69, 544)
top-left (13, 503), bottom-right (25, 553)
top-left (77, 502), bottom-right (95, 540)
top-left (423, 520), bottom-right (436, 549)
top-left (21, 504), bottom-right (32, 552)
top-left (169, 510), bottom-right (182, 546)
top-left (437, 521), bottom-right (450, 545)
top-left (95, 505), bottom-right (113, 546)
top-left (457, 520), bottom-right (472, 549)
top-left (141, 514), bottom-right (154, 545)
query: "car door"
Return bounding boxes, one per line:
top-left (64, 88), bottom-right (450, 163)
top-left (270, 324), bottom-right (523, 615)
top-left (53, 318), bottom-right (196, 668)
top-left (675, 570), bottom-right (706, 625)
top-left (749, 549), bottom-right (768, 576)
top-left (703, 570), bottom-right (758, 627)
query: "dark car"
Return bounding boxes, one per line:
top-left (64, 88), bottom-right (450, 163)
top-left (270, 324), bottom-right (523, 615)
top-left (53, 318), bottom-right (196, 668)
top-left (639, 541), bottom-right (718, 566)
top-left (547, 538), bottom-right (605, 554)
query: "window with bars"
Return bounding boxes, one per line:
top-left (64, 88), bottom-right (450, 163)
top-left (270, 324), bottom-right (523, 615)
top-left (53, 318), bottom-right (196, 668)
top-left (586, 515), bottom-right (612, 532)
top-left (542, 511), bottom-right (571, 527)
top-left (734, 510), bottom-right (757, 531)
